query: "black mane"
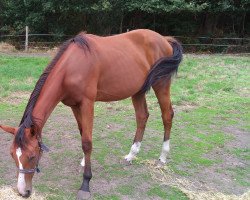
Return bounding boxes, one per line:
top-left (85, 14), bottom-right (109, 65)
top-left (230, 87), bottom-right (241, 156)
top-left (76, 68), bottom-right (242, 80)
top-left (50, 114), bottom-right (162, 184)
top-left (15, 33), bottom-right (90, 147)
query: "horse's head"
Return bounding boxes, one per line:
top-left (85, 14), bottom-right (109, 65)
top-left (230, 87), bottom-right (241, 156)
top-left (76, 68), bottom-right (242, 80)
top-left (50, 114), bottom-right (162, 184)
top-left (0, 124), bottom-right (44, 197)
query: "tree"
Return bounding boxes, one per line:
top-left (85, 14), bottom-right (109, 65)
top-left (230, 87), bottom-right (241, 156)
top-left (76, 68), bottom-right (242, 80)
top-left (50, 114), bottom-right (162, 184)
top-left (0, 0), bottom-right (249, 37)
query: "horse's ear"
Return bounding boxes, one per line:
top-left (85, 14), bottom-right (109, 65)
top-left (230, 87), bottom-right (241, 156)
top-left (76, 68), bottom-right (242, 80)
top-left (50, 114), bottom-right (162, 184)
top-left (0, 125), bottom-right (18, 135)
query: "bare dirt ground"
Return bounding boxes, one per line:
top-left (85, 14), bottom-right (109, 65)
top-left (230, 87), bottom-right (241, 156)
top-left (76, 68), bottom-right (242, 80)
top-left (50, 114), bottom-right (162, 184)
top-left (190, 126), bottom-right (249, 195)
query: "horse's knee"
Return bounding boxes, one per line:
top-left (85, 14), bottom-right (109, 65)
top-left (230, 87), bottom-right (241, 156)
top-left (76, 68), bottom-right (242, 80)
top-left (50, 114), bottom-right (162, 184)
top-left (162, 109), bottom-right (174, 125)
top-left (82, 141), bottom-right (92, 153)
top-left (143, 112), bottom-right (149, 122)
top-left (137, 111), bottom-right (149, 123)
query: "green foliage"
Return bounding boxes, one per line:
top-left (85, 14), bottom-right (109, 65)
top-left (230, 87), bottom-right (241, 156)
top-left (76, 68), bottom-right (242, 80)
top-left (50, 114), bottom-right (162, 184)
top-left (126, 0), bottom-right (206, 13)
top-left (196, 0), bottom-right (250, 12)
top-left (0, 0), bottom-right (249, 36)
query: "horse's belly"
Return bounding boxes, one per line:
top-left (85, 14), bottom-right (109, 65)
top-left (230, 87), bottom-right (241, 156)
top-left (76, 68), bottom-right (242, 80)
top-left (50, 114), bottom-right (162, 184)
top-left (95, 83), bottom-right (142, 101)
top-left (96, 72), bottom-right (146, 101)
top-left (95, 91), bottom-right (131, 102)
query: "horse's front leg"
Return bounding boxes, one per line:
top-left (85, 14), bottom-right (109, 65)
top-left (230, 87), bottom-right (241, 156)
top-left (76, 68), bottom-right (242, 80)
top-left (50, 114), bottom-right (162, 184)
top-left (76, 98), bottom-right (94, 200)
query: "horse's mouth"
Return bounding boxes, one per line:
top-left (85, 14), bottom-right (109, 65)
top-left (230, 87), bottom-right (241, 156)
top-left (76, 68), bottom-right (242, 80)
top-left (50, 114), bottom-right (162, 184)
top-left (20, 190), bottom-right (31, 198)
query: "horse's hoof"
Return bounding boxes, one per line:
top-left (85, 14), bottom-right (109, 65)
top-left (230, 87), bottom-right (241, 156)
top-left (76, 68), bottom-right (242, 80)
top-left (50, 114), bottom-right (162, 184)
top-left (122, 158), bottom-right (132, 166)
top-left (76, 190), bottom-right (91, 200)
top-left (155, 159), bottom-right (168, 168)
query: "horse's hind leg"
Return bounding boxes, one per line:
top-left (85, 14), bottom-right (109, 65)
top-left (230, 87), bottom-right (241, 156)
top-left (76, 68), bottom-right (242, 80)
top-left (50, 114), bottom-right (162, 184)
top-left (125, 93), bottom-right (149, 163)
top-left (153, 80), bottom-right (174, 164)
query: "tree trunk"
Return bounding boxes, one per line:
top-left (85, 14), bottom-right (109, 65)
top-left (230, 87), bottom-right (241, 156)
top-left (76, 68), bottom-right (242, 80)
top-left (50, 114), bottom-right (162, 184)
top-left (241, 12), bottom-right (246, 38)
top-left (119, 13), bottom-right (123, 33)
top-left (153, 14), bottom-right (156, 31)
top-left (201, 13), bottom-right (219, 36)
top-left (240, 12), bottom-right (246, 45)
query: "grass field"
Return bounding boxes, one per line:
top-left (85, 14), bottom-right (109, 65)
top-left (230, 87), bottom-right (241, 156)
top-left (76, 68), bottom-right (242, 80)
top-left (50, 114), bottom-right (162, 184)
top-left (0, 54), bottom-right (249, 200)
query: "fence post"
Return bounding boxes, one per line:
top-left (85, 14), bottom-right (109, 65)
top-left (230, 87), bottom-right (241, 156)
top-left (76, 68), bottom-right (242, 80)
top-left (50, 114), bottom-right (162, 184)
top-left (25, 26), bottom-right (28, 52)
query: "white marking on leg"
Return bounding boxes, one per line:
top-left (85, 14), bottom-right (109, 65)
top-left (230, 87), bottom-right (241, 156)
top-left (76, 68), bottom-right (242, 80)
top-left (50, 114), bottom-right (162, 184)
top-left (16, 147), bottom-right (26, 195)
top-left (80, 153), bottom-right (85, 167)
top-left (125, 142), bottom-right (141, 162)
top-left (159, 140), bottom-right (170, 163)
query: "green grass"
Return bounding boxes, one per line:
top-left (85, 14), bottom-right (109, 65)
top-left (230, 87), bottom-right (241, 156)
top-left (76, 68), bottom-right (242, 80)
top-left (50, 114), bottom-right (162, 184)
top-left (147, 185), bottom-right (188, 200)
top-left (232, 148), bottom-right (250, 160)
top-left (0, 56), bottom-right (48, 97)
top-left (0, 54), bottom-right (249, 199)
top-left (228, 167), bottom-right (250, 187)
top-left (116, 184), bottom-right (135, 195)
top-left (94, 194), bottom-right (120, 200)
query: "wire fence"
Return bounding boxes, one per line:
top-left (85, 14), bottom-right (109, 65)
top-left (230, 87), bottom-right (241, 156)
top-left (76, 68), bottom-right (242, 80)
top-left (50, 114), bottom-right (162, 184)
top-left (173, 36), bottom-right (250, 53)
top-left (0, 31), bottom-right (250, 54)
top-left (0, 33), bottom-right (73, 50)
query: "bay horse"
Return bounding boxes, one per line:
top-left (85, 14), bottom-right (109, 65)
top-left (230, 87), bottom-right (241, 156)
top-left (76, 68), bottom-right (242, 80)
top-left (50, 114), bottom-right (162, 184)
top-left (0, 29), bottom-right (182, 199)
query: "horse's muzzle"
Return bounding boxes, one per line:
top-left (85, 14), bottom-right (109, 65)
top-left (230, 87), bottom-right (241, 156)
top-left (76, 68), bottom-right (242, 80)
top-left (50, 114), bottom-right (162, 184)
top-left (21, 190), bottom-right (31, 198)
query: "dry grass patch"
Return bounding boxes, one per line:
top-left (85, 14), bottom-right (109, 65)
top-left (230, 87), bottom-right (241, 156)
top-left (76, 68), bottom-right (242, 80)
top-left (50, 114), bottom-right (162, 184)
top-left (0, 91), bottom-right (30, 105)
top-left (145, 160), bottom-right (250, 200)
top-left (0, 186), bottom-right (46, 200)
top-left (0, 43), bottom-right (16, 52)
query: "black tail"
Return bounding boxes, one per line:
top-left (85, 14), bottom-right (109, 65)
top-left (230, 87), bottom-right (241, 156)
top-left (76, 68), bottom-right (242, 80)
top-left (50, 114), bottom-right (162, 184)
top-left (137, 40), bottom-right (183, 94)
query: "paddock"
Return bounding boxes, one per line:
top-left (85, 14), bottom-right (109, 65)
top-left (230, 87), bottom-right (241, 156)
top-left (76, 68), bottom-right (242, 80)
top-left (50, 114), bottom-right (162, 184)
top-left (0, 53), bottom-right (249, 199)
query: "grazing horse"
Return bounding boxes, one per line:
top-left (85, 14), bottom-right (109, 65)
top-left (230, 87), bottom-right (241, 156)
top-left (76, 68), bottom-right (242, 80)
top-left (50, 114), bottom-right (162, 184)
top-left (0, 29), bottom-right (182, 199)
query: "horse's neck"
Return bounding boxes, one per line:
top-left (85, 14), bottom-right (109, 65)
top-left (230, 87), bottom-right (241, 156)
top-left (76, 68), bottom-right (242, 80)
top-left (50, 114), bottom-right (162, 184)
top-left (32, 72), bottom-right (64, 131)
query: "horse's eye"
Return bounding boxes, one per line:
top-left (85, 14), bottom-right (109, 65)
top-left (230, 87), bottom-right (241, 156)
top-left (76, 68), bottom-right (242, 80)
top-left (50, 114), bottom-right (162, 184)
top-left (29, 156), bottom-right (35, 161)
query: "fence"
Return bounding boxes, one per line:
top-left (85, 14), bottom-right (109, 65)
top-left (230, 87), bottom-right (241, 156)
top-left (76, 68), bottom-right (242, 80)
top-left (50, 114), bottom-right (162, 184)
top-left (174, 35), bottom-right (250, 53)
top-left (0, 27), bottom-right (250, 53)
